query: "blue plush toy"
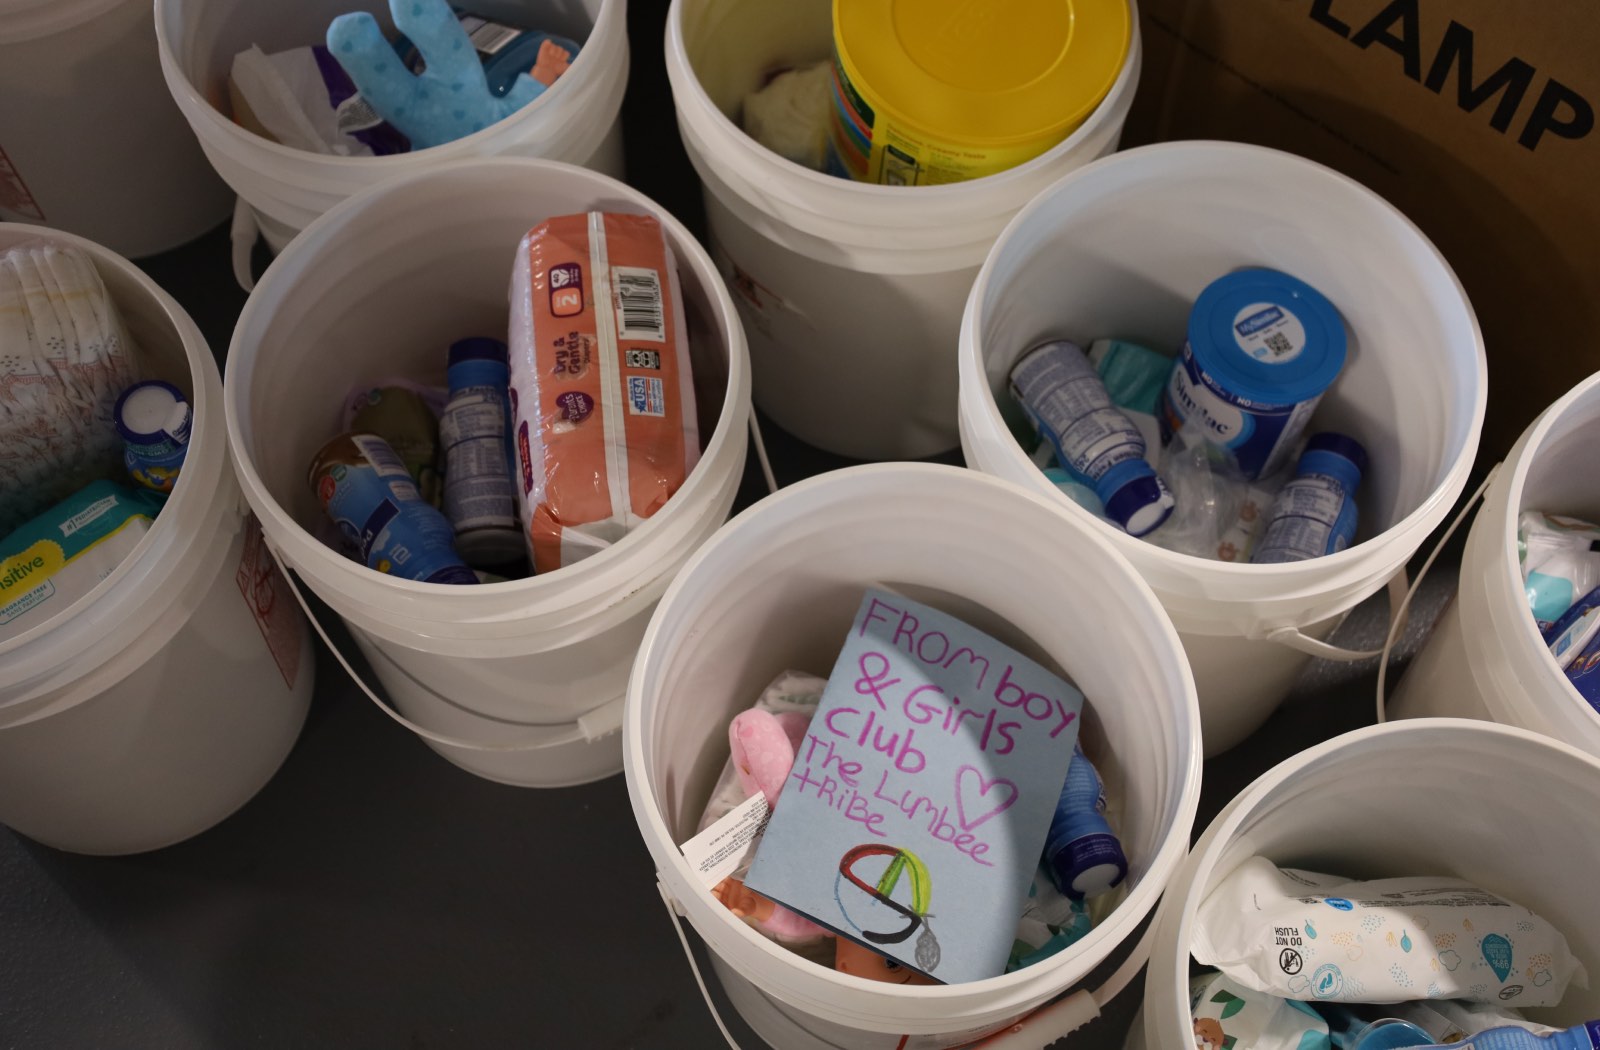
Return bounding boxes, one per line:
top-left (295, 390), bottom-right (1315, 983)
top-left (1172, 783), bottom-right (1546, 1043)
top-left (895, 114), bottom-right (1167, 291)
top-left (327, 0), bottom-right (577, 150)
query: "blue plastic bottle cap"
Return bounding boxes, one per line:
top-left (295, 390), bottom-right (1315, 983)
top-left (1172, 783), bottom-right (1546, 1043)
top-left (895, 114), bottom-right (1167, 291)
top-left (1350, 1019), bottom-right (1433, 1049)
top-left (114, 380), bottom-right (189, 444)
top-left (1058, 833), bottom-right (1128, 898)
top-left (448, 337), bottom-right (509, 365)
top-left (1103, 472), bottom-right (1175, 537)
top-left (1188, 268), bottom-right (1347, 406)
top-left (1304, 431), bottom-right (1369, 477)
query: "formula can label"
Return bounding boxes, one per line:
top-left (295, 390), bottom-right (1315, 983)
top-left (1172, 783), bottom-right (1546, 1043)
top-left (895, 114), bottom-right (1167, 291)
top-left (825, 53), bottom-right (1055, 186)
top-left (1231, 302), bottom-right (1308, 364)
top-left (1160, 341), bottom-right (1321, 481)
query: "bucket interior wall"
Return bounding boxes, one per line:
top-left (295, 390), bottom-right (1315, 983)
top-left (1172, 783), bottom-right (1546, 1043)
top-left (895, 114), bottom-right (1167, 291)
top-left (94, 254), bottom-right (193, 402)
top-left (236, 190), bottom-right (729, 539)
top-left (172, 0), bottom-right (604, 118)
top-left (975, 156), bottom-right (1480, 541)
top-left (1520, 384), bottom-right (1600, 524)
top-left (682, 0), bottom-right (829, 118)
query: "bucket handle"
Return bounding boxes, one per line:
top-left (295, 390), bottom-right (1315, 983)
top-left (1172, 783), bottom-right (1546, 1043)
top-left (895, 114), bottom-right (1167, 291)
top-left (264, 536), bottom-right (625, 753)
top-left (655, 879), bottom-right (1138, 1048)
top-left (749, 412), bottom-right (778, 495)
top-left (231, 197), bottom-right (258, 293)
top-left (1374, 463), bottom-right (1502, 724)
top-left (1260, 569), bottom-right (1412, 662)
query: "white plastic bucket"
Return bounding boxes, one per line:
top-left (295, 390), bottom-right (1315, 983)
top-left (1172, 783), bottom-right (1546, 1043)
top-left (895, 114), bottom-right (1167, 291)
top-left (154, 0), bottom-right (629, 273)
top-left (0, 0), bottom-right (233, 256)
top-left (0, 224), bottom-right (313, 855)
top-left (666, 0), bottom-right (1142, 461)
top-left (1129, 719), bottom-right (1600, 1048)
top-left (959, 141), bottom-right (1487, 757)
top-left (626, 463), bottom-right (1202, 1049)
top-left (1390, 372), bottom-right (1600, 754)
top-left (225, 157), bottom-right (750, 788)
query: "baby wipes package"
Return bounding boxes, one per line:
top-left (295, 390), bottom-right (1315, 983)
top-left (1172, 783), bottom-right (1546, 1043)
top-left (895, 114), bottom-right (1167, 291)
top-left (0, 480), bottom-right (164, 639)
top-left (1193, 857), bottom-right (1586, 1007)
top-left (508, 212), bottom-right (700, 573)
top-left (1190, 970), bottom-right (1331, 1050)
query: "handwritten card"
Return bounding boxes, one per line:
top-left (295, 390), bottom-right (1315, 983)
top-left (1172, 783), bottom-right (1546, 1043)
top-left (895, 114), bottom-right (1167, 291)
top-left (743, 588), bottom-right (1084, 984)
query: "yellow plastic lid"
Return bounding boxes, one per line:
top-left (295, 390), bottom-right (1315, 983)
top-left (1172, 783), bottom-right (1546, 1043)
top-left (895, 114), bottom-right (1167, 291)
top-left (834, 0), bottom-right (1132, 147)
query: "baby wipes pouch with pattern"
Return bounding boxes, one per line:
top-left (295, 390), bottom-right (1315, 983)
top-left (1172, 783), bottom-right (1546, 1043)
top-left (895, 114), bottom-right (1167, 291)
top-left (1192, 857), bottom-right (1587, 1007)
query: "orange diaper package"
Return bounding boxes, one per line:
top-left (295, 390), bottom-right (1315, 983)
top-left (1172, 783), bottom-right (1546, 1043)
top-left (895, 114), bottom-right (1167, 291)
top-left (508, 212), bottom-right (700, 573)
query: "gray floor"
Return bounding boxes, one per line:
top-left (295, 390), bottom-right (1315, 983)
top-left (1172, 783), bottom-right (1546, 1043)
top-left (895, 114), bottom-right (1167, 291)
top-left (1, 1), bottom-right (1475, 1043)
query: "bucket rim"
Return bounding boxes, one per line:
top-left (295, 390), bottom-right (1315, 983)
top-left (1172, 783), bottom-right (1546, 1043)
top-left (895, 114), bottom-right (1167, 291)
top-left (1477, 369), bottom-right (1600, 733)
top-left (1141, 717), bottom-right (1600, 1047)
top-left (0, 224), bottom-right (236, 709)
top-left (223, 155), bottom-right (752, 627)
top-left (663, 0), bottom-right (1144, 221)
top-left (959, 140), bottom-right (1489, 602)
top-left (152, 0), bottom-right (626, 170)
top-left (623, 461), bottom-right (1205, 1028)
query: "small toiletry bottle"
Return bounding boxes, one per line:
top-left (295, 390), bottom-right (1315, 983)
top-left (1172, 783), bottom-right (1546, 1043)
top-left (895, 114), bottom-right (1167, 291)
top-left (114, 380), bottom-right (192, 494)
top-left (440, 338), bottom-right (525, 569)
top-left (1250, 432), bottom-right (1367, 564)
top-left (1043, 745), bottom-right (1128, 900)
top-left (1011, 340), bottom-right (1174, 537)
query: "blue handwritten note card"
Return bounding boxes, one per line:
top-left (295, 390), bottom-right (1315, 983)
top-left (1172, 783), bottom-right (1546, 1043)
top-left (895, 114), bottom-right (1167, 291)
top-left (743, 588), bottom-right (1084, 984)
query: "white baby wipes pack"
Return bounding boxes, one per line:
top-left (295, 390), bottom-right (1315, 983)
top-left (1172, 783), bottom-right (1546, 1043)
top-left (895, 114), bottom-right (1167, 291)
top-left (1190, 970), bottom-right (1331, 1050)
top-left (1193, 857), bottom-right (1587, 1007)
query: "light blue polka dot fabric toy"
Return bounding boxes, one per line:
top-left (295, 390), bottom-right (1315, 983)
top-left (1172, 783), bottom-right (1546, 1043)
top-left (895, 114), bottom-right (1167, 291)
top-left (327, 0), bottom-right (573, 150)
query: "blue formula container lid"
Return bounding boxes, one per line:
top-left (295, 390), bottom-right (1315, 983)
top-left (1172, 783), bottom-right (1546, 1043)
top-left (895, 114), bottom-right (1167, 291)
top-left (1187, 268), bottom-right (1348, 406)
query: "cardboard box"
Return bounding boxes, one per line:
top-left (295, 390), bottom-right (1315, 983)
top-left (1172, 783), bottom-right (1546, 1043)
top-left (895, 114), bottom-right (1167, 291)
top-left (1123, 0), bottom-right (1600, 458)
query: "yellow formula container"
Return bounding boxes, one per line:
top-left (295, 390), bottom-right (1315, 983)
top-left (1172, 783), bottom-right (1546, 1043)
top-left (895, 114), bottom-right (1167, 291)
top-left (826, 0), bottom-right (1132, 186)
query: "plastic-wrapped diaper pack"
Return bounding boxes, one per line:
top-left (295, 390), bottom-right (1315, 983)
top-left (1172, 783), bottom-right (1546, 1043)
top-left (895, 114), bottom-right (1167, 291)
top-left (1194, 857), bottom-right (1587, 1007)
top-left (0, 242), bottom-right (141, 536)
top-left (508, 212), bottom-right (700, 573)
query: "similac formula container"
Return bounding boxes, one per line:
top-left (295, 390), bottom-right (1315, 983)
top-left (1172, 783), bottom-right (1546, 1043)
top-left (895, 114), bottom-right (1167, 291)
top-left (827, 0), bottom-right (1130, 186)
top-left (1159, 268), bottom-right (1349, 481)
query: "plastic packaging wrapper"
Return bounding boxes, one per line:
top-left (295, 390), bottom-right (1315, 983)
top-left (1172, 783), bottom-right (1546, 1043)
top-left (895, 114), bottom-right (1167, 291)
top-left (508, 212), bottom-right (700, 573)
top-left (0, 242), bottom-right (140, 535)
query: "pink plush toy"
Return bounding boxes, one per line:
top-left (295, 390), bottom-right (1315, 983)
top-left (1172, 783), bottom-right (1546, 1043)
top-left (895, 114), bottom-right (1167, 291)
top-left (730, 708), bottom-right (809, 805)
top-left (713, 708), bottom-right (832, 946)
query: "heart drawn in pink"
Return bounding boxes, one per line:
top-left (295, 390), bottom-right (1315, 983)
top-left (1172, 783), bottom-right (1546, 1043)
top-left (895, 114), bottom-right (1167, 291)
top-left (954, 766), bottom-right (1019, 831)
